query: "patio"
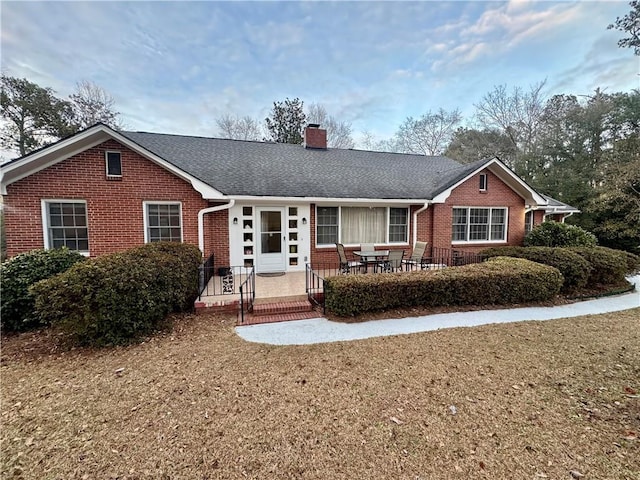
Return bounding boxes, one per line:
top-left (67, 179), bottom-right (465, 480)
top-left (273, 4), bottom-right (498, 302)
top-left (197, 270), bottom-right (308, 308)
top-left (195, 246), bottom-right (485, 324)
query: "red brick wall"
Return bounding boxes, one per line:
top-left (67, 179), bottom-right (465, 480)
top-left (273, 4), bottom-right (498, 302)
top-left (437, 170), bottom-right (527, 253)
top-left (3, 140), bottom-right (219, 259)
top-left (204, 206), bottom-right (230, 267)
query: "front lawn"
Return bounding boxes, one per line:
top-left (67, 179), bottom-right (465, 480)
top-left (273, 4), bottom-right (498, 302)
top-left (2, 309), bottom-right (639, 479)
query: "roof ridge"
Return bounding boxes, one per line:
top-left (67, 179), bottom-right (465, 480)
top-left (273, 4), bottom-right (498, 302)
top-left (123, 130), bottom-right (458, 159)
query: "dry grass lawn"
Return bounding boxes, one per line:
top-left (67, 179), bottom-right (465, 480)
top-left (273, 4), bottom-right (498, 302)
top-left (2, 308), bottom-right (639, 479)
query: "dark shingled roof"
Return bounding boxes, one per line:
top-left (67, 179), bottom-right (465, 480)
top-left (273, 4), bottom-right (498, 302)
top-left (120, 131), bottom-right (489, 200)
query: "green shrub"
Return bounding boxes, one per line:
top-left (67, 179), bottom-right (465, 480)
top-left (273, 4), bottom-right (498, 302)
top-left (0, 248), bottom-right (86, 332)
top-left (525, 221), bottom-right (597, 248)
top-left (481, 246), bottom-right (591, 293)
top-left (325, 257), bottom-right (562, 317)
top-left (127, 242), bottom-right (203, 311)
top-left (568, 247), bottom-right (629, 286)
top-left (619, 249), bottom-right (640, 275)
top-left (31, 242), bottom-right (201, 346)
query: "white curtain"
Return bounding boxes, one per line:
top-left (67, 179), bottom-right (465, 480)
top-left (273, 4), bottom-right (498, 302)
top-left (342, 207), bottom-right (386, 244)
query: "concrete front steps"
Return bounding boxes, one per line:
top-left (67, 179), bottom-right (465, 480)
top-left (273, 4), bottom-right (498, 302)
top-left (238, 297), bottom-right (318, 325)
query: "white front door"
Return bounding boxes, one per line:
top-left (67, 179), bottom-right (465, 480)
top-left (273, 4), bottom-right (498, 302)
top-left (256, 207), bottom-right (286, 273)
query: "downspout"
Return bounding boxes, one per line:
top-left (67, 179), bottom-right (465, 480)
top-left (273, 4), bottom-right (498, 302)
top-left (198, 199), bottom-right (235, 254)
top-left (412, 202), bottom-right (430, 247)
top-left (561, 212), bottom-right (574, 223)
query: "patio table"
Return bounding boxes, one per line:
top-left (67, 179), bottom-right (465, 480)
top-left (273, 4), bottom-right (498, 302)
top-left (354, 250), bottom-right (389, 273)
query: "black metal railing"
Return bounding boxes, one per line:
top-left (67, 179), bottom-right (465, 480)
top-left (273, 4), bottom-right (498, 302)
top-left (238, 267), bottom-right (256, 324)
top-left (198, 264), bottom-right (255, 299)
top-left (306, 263), bottom-right (326, 314)
top-left (425, 246), bottom-right (485, 268)
top-left (198, 253), bottom-right (215, 296)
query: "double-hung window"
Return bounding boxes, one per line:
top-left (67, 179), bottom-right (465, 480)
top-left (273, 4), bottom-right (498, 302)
top-left (316, 206), bottom-right (408, 246)
top-left (316, 207), bottom-right (339, 246)
top-left (452, 207), bottom-right (507, 243)
top-left (144, 202), bottom-right (183, 243)
top-left (42, 200), bottom-right (89, 253)
top-left (524, 211), bottom-right (534, 235)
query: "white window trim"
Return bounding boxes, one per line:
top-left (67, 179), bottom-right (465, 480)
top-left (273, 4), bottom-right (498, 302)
top-left (41, 199), bottom-right (90, 256)
top-left (479, 173), bottom-right (488, 192)
top-left (105, 150), bottom-right (122, 177)
top-left (451, 206), bottom-right (509, 244)
top-left (525, 210), bottom-right (534, 235)
top-left (315, 205), bottom-right (410, 248)
top-left (143, 201), bottom-right (183, 243)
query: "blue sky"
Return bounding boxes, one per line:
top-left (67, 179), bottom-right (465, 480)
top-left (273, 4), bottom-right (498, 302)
top-left (1, 1), bottom-right (638, 146)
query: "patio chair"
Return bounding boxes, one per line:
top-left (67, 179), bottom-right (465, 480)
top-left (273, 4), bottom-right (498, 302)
top-left (378, 249), bottom-right (405, 272)
top-left (336, 243), bottom-right (363, 274)
top-left (358, 243), bottom-right (377, 270)
top-left (402, 241), bottom-right (429, 271)
top-left (360, 243), bottom-right (375, 252)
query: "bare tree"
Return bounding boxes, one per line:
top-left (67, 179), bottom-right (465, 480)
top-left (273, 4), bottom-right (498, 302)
top-left (216, 114), bottom-right (261, 141)
top-left (394, 108), bottom-right (462, 156)
top-left (359, 130), bottom-right (399, 152)
top-left (474, 81), bottom-right (547, 155)
top-left (69, 80), bottom-right (123, 129)
top-left (306, 103), bottom-right (355, 149)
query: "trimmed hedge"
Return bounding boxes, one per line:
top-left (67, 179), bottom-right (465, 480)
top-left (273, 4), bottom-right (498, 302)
top-left (325, 257), bottom-right (563, 317)
top-left (567, 247), bottom-right (629, 286)
top-left (0, 248), bottom-right (86, 332)
top-left (31, 242), bottom-right (202, 346)
top-left (480, 246), bottom-right (591, 293)
top-left (524, 221), bottom-right (597, 248)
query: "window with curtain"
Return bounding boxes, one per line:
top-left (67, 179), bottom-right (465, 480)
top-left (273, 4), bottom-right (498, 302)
top-left (316, 206), bottom-right (408, 245)
top-left (452, 207), bottom-right (507, 242)
top-left (341, 207), bottom-right (386, 244)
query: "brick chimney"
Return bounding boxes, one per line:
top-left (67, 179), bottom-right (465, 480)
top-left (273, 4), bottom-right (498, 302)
top-left (304, 124), bottom-right (327, 149)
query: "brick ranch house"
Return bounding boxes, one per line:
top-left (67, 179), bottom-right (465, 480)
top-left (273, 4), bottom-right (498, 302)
top-left (1, 123), bottom-right (578, 275)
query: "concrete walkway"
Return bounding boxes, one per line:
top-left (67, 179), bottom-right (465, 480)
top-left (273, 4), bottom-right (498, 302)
top-left (235, 275), bottom-right (640, 345)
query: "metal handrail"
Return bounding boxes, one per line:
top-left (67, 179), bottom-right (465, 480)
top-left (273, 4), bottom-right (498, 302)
top-left (238, 266), bottom-right (255, 324)
top-left (198, 265), bottom-right (253, 298)
top-left (198, 253), bottom-right (215, 295)
top-left (306, 263), bottom-right (326, 314)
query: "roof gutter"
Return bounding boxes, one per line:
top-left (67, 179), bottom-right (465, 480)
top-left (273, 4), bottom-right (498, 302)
top-left (413, 202), bottom-right (430, 246)
top-left (198, 200), bottom-right (235, 254)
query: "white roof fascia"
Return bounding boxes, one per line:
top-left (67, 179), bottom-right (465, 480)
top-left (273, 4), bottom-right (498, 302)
top-left (227, 195), bottom-right (425, 205)
top-left (0, 124), bottom-right (225, 200)
top-left (431, 158), bottom-right (547, 206)
top-left (1, 126), bottom-right (111, 194)
top-left (105, 129), bottom-right (225, 200)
